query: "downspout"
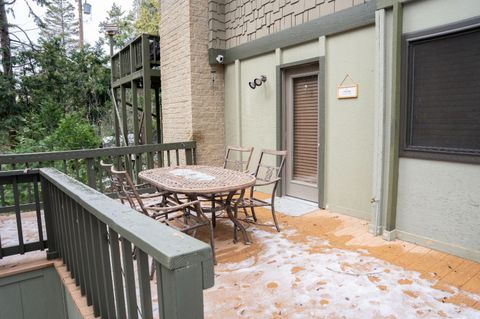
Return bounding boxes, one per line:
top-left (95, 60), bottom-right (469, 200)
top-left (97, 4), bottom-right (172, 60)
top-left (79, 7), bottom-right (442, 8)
top-left (370, 9), bottom-right (386, 236)
top-left (235, 59), bottom-right (242, 149)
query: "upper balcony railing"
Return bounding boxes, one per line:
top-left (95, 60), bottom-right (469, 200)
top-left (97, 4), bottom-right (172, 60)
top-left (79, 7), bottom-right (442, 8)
top-left (111, 34), bottom-right (160, 83)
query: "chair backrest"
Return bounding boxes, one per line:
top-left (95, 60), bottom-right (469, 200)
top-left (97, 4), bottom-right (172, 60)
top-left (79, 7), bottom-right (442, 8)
top-left (110, 167), bottom-right (149, 216)
top-left (223, 146), bottom-right (254, 172)
top-left (254, 149), bottom-right (287, 184)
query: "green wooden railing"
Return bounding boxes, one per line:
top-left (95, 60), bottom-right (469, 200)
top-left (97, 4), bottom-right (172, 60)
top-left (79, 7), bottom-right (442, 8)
top-left (111, 34), bottom-right (160, 83)
top-left (1, 168), bottom-right (214, 319)
top-left (0, 142), bottom-right (196, 213)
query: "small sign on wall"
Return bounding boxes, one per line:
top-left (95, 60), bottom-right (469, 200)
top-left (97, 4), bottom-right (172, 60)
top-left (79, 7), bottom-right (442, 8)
top-left (337, 74), bottom-right (358, 99)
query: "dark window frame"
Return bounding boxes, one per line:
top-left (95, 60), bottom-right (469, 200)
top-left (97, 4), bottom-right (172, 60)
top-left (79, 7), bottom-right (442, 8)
top-left (400, 16), bottom-right (480, 164)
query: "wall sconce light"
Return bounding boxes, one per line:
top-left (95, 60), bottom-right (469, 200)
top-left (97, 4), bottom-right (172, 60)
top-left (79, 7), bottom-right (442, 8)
top-left (249, 75), bottom-right (267, 89)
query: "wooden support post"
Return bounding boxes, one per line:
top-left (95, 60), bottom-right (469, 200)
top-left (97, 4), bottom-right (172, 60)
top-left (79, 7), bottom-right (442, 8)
top-left (141, 35), bottom-right (154, 168)
top-left (155, 87), bottom-right (162, 143)
top-left (113, 88), bottom-right (121, 147)
top-left (121, 85), bottom-right (128, 146)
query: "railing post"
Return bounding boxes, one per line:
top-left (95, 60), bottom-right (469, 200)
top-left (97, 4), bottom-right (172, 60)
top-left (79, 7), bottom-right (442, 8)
top-left (41, 177), bottom-right (58, 259)
top-left (156, 262), bottom-right (210, 319)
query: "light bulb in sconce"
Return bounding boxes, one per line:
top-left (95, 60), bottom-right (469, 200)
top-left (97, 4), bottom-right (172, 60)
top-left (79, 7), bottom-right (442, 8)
top-left (249, 75), bottom-right (267, 89)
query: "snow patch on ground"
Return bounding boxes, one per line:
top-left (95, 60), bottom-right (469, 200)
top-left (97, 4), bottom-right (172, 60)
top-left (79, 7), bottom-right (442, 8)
top-left (204, 228), bottom-right (480, 319)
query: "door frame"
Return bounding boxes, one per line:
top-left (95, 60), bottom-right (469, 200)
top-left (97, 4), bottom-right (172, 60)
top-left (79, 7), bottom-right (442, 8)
top-left (285, 68), bottom-right (320, 202)
top-left (276, 57), bottom-right (326, 208)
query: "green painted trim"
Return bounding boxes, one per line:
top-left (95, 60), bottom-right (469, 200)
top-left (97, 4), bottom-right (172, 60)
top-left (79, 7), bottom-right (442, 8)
top-left (395, 230), bottom-right (480, 263)
top-left (275, 57), bottom-right (326, 208)
top-left (216, 1), bottom-right (375, 64)
top-left (377, 0), bottom-right (417, 10)
top-left (385, 2), bottom-right (403, 232)
top-left (317, 57), bottom-right (326, 209)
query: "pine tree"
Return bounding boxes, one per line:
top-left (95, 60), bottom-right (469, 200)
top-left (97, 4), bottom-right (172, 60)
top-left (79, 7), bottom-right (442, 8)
top-left (40, 0), bottom-right (79, 51)
top-left (134, 0), bottom-right (160, 35)
top-left (99, 3), bottom-right (135, 50)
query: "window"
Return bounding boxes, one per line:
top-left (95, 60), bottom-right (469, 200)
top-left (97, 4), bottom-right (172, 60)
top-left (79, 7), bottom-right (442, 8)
top-left (400, 18), bottom-right (480, 164)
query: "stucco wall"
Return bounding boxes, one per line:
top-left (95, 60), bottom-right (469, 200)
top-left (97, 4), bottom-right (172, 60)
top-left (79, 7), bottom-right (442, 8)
top-left (393, 0), bottom-right (480, 260)
top-left (209, 0), bottom-right (368, 50)
top-left (224, 26), bottom-right (375, 217)
top-left (325, 26), bottom-right (375, 219)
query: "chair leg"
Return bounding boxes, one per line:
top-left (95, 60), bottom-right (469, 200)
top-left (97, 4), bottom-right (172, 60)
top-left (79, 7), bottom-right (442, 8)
top-left (211, 199), bottom-right (216, 228)
top-left (271, 204), bottom-right (280, 232)
top-left (150, 258), bottom-right (156, 280)
top-left (208, 221), bottom-right (216, 265)
top-left (233, 207), bottom-right (238, 243)
top-left (250, 206), bottom-right (257, 222)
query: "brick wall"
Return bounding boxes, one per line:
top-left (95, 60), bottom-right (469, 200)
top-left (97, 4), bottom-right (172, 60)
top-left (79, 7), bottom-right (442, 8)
top-left (209, 0), bottom-right (368, 50)
top-left (160, 0), bottom-right (225, 165)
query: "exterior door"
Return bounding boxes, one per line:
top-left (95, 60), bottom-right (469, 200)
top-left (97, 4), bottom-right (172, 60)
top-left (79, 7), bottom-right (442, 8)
top-left (285, 66), bottom-right (319, 202)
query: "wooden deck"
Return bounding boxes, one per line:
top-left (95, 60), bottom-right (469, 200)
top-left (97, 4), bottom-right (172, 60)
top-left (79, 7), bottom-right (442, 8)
top-left (201, 193), bottom-right (480, 318)
top-left (2, 194), bottom-right (479, 318)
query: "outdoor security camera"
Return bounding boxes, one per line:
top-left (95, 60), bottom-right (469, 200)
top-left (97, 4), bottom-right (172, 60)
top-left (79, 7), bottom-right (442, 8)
top-left (216, 55), bottom-right (224, 64)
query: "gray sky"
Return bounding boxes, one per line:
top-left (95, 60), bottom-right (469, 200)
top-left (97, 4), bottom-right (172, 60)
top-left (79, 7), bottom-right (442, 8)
top-left (9, 0), bottom-right (133, 50)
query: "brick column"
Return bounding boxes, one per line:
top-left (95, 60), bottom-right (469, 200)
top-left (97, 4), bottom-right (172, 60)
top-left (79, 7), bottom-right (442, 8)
top-left (160, 0), bottom-right (225, 165)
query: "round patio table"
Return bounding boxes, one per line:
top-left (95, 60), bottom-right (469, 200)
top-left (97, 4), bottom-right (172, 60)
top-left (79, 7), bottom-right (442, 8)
top-left (138, 165), bottom-right (256, 244)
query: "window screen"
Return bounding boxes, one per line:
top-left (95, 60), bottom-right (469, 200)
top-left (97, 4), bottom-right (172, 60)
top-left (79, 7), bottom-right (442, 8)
top-left (401, 23), bottom-right (480, 163)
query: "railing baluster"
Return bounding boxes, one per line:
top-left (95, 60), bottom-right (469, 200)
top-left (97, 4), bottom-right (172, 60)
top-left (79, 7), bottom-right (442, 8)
top-left (63, 193), bottom-right (75, 276)
top-left (98, 220), bottom-right (116, 318)
top-left (57, 189), bottom-right (71, 271)
top-left (90, 213), bottom-right (108, 318)
top-left (109, 229), bottom-right (126, 318)
top-left (175, 149), bottom-right (180, 166)
top-left (75, 159), bottom-right (80, 180)
top-left (185, 148), bottom-right (193, 165)
top-left (167, 150), bottom-right (171, 167)
top-left (73, 204), bottom-right (87, 298)
top-left (33, 174), bottom-right (44, 249)
top-left (86, 158), bottom-right (96, 189)
top-left (50, 186), bottom-right (63, 260)
top-left (12, 176), bottom-right (24, 254)
top-left (84, 210), bottom-right (101, 316)
top-left (121, 238), bottom-right (139, 319)
top-left (137, 250), bottom-right (153, 319)
top-left (63, 160), bottom-right (68, 173)
top-left (0, 164), bottom-right (5, 207)
top-left (68, 197), bottom-right (80, 286)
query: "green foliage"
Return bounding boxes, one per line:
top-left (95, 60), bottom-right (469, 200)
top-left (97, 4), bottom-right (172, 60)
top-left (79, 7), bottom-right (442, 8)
top-left (99, 1), bottom-right (160, 50)
top-left (44, 113), bottom-right (101, 150)
top-left (134, 0), bottom-right (160, 35)
top-left (40, 0), bottom-right (79, 51)
top-left (99, 3), bottom-right (136, 50)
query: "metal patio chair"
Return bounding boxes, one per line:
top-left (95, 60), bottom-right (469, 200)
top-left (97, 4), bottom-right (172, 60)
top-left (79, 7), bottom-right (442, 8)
top-left (205, 146), bottom-right (255, 227)
top-left (235, 149), bottom-right (287, 232)
top-left (109, 167), bottom-right (216, 270)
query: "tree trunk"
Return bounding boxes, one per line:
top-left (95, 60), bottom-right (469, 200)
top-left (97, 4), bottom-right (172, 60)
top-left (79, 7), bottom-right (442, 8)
top-left (0, 0), bottom-right (16, 133)
top-left (0, 0), bottom-right (12, 77)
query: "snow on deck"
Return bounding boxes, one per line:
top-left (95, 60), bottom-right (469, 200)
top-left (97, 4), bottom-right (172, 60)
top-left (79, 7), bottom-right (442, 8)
top-left (2, 209), bottom-right (480, 319)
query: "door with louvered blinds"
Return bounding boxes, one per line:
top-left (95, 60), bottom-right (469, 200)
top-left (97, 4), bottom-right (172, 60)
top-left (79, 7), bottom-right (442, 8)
top-left (285, 66), bottom-right (319, 202)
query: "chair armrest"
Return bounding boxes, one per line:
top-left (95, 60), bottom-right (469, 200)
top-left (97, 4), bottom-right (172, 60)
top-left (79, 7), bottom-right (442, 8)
top-left (255, 178), bottom-right (281, 187)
